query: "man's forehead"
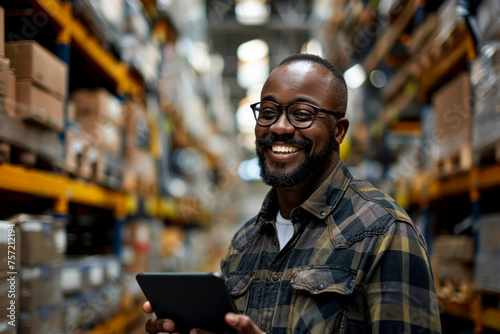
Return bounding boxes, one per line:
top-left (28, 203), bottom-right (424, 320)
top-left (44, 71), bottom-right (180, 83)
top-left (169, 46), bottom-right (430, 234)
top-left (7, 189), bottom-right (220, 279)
top-left (273, 60), bottom-right (325, 76)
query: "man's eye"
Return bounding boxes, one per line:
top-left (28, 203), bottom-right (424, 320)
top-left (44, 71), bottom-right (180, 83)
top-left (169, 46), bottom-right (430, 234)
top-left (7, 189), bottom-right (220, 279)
top-left (260, 109), bottom-right (278, 119)
top-left (291, 109), bottom-right (314, 120)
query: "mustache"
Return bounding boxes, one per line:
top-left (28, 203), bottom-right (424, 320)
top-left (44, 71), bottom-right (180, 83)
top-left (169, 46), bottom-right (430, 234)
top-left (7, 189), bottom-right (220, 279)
top-left (257, 133), bottom-right (312, 150)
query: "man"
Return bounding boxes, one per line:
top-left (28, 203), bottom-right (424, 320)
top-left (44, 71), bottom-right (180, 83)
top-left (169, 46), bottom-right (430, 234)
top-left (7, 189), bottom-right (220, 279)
top-left (144, 54), bottom-right (441, 333)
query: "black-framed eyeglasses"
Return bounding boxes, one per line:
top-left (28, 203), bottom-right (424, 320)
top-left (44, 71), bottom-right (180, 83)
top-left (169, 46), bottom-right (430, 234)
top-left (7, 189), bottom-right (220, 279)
top-left (250, 101), bottom-right (344, 129)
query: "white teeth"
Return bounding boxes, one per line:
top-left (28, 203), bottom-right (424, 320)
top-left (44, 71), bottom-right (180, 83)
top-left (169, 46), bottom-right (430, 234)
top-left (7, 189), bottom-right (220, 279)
top-left (272, 145), bottom-right (299, 153)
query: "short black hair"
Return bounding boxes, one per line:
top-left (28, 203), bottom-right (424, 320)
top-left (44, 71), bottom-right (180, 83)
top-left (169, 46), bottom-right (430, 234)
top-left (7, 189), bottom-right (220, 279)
top-left (277, 53), bottom-right (348, 115)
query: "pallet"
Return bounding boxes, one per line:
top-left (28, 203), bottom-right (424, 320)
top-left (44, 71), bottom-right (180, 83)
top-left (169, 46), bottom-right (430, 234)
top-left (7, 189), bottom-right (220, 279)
top-left (431, 144), bottom-right (472, 179)
top-left (0, 111), bottom-right (65, 173)
top-left (0, 140), bottom-right (65, 173)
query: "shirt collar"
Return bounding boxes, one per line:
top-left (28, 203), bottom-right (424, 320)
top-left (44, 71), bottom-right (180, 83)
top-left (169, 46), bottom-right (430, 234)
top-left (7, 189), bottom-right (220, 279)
top-left (256, 158), bottom-right (353, 223)
top-left (300, 158), bottom-right (352, 219)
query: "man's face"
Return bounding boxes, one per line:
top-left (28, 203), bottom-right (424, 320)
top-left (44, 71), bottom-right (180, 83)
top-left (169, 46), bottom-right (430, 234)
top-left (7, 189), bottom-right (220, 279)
top-left (255, 61), bottom-right (340, 188)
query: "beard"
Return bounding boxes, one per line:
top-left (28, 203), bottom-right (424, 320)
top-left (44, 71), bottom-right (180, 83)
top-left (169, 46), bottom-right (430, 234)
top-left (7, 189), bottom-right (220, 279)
top-left (256, 129), bottom-right (336, 188)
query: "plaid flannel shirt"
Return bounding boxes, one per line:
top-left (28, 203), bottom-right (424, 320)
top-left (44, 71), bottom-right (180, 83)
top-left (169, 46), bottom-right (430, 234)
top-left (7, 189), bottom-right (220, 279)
top-left (221, 159), bottom-right (441, 334)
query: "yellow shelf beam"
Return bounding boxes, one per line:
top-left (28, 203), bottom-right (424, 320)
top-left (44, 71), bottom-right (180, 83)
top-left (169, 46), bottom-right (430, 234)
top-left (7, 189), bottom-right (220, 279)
top-left (410, 163), bottom-right (500, 205)
top-left (29, 0), bottom-right (141, 95)
top-left (91, 307), bottom-right (145, 334)
top-left (0, 164), bottom-right (125, 215)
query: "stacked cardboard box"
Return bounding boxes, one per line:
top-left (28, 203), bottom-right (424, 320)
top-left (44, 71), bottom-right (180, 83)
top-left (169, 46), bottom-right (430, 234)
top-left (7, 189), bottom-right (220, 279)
top-left (475, 213), bottom-right (500, 295)
top-left (431, 235), bottom-right (475, 303)
top-left (123, 100), bottom-right (157, 196)
top-left (61, 255), bottom-right (122, 332)
top-left (0, 41), bottom-right (14, 118)
top-left (471, 43), bottom-right (500, 164)
top-left (5, 41), bottom-right (67, 132)
top-left (8, 214), bottom-right (66, 334)
top-left (122, 220), bottom-right (152, 274)
top-left (71, 88), bottom-right (125, 189)
top-left (477, 0), bottom-right (500, 43)
top-left (430, 72), bottom-right (473, 175)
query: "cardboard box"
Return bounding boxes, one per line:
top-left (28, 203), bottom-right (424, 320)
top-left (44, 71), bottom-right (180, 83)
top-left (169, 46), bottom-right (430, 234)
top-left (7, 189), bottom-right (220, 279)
top-left (125, 147), bottom-right (157, 195)
top-left (124, 100), bottom-right (150, 151)
top-left (16, 80), bottom-right (64, 131)
top-left (122, 221), bottom-right (151, 273)
top-left (0, 56), bottom-right (9, 96)
top-left (474, 213), bottom-right (500, 294)
top-left (5, 41), bottom-right (67, 99)
top-left (431, 72), bottom-right (472, 161)
top-left (61, 256), bottom-right (106, 295)
top-left (71, 88), bottom-right (123, 126)
top-left (67, 100), bottom-right (76, 123)
top-left (433, 235), bottom-right (474, 264)
top-left (8, 215), bottom-right (66, 266)
top-left (79, 119), bottom-right (123, 157)
top-left (20, 261), bottom-right (63, 309)
top-left (0, 6), bottom-right (4, 57)
top-left (4, 69), bottom-right (16, 116)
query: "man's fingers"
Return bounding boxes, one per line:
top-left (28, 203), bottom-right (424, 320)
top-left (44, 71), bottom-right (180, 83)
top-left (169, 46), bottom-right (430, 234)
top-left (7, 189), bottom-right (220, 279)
top-left (143, 301), bottom-right (153, 314)
top-left (225, 313), bottom-right (263, 334)
top-left (145, 318), bottom-right (175, 333)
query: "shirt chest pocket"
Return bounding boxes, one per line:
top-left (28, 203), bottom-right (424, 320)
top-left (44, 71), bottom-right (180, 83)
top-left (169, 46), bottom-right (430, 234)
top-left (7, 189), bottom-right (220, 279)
top-left (289, 266), bottom-right (358, 334)
top-left (225, 271), bottom-right (254, 314)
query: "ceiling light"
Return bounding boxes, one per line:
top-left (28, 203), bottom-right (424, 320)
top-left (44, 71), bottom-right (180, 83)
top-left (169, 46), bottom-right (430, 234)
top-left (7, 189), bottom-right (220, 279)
top-left (343, 64), bottom-right (366, 89)
top-left (237, 58), bottom-right (269, 88)
top-left (237, 39), bottom-right (269, 62)
top-left (235, 1), bottom-right (270, 25)
top-left (369, 69), bottom-right (387, 88)
top-left (301, 39), bottom-right (323, 57)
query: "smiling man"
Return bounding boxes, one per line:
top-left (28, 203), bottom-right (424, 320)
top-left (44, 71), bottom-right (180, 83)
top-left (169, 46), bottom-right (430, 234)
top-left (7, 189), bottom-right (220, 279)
top-left (143, 54), bottom-right (441, 334)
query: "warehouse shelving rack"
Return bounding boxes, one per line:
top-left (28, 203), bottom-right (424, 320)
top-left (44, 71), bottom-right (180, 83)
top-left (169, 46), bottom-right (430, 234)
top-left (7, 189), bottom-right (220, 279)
top-left (27, 0), bottom-right (141, 95)
top-left (324, 0), bottom-right (500, 332)
top-left (0, 0), bottom-right (182, 332)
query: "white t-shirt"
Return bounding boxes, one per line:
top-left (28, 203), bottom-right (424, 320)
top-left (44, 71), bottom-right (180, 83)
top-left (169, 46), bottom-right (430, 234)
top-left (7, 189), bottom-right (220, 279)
top-left (276, 211), bottom-right (294, 251)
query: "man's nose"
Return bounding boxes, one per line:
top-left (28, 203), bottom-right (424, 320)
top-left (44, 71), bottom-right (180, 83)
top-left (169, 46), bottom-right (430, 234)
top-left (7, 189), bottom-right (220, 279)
top-left (269, 111), bottom-right (295, 135)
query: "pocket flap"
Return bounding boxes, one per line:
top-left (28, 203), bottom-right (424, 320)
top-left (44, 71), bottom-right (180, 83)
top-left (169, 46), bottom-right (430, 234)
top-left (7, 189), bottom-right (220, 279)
top-left (290, 266), bottom-right (356, 295)
top-left (225, 271), bottom-right (254, 297)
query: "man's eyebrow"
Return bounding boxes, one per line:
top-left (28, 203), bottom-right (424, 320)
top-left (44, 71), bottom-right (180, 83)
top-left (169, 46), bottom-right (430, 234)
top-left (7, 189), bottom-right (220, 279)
top-left (260, 95), bottom-right (320, 105)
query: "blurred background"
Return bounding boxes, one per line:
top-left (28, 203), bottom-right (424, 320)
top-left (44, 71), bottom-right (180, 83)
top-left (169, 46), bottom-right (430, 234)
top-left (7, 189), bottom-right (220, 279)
top-left (0, 0), bottom-right (499, 333)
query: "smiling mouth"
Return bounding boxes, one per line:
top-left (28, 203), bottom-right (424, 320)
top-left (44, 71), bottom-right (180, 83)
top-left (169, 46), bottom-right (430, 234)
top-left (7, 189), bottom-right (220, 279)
top-left (271, 145), bottom-right (301, 154)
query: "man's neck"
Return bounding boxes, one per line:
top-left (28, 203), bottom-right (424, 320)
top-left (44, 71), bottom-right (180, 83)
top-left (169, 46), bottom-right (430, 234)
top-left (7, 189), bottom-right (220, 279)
top-left (276, 154), bottom-right (340, 219)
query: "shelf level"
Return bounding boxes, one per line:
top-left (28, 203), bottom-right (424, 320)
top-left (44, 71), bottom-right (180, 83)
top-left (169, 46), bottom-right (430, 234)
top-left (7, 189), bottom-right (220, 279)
top-left (410, 164), bottom-right (500, 205)
top-left (28, 0), bottom-right (141, 94)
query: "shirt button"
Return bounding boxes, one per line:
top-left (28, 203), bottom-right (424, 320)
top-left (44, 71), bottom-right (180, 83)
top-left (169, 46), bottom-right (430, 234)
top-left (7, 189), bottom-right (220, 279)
top-left (320, 211), bottom-right (326, 216)
top-left (316, 284), bottom-right (324, 291)
top-left (272, 275), bottom-right (279, 281)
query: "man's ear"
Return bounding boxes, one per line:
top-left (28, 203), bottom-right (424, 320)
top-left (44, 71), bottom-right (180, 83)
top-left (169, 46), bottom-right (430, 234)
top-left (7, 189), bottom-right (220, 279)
top-left (334, 118), bottom-right (349, 145)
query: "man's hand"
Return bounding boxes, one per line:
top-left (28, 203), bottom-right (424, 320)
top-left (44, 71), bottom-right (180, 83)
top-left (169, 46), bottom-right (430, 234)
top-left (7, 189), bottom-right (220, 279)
top-left (143, 301), bottom-right (177, 333)
top-left (143, 301), bottom-right (264, 334)
top-left (224, 313), bottom-right (264, 334)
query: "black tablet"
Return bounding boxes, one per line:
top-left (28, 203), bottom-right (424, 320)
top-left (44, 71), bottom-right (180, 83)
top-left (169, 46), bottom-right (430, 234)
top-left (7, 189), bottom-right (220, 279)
top-left (136, 272), bottom-right (238, 334)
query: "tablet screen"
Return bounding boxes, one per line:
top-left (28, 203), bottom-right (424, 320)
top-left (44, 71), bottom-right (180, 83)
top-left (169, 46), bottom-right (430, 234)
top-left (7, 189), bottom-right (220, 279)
top-left (136, 272), bottom-right (238, 334)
